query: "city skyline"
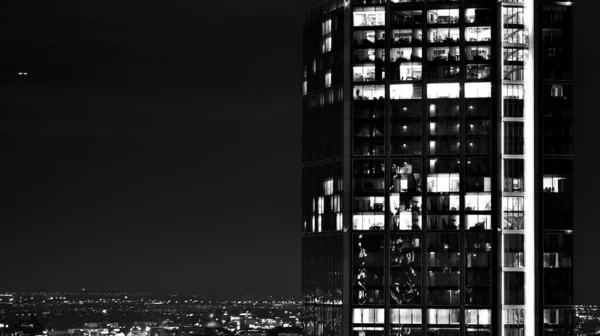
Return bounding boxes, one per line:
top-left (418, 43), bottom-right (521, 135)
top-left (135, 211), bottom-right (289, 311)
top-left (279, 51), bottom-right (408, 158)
top-left (1, 0), bottom-right (600, 306)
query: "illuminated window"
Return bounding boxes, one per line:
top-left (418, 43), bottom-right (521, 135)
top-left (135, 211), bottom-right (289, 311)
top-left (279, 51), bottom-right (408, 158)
top-left (543, 175), bottom-right (569, 193)
top-left (465, 214), bottom-right (491, 230)
top-left (428, 9), bottom-right (459, 24)
top-left (390, 309), bottom-right (422, 324)
top-left (389, 160), bottom-right (423, 230)
top-left (390, 47), bottom-right (422, 62)
top-left (465, 82), bottom-right (491, 98)
top-left (354, 30), bottom-right (386, 46)
top-left (551, 84), bottom-right (564, 97)
top-left (322, 19), bottom-right (332, 36)
top-left (322, 36), bottom-right (332, 53)
top-left (466, 27), bottom-right (491, 42)
top-left (428, 309), bottom-right (460, 325)
top-left (427, 83), bottom-right (460, 99)
top-left (353, 65), bottom-right (377, 82)
top-left (354, 85), bottom-right (385, 100)
top-left (353, 212), bottom-right (385, 231)
top-left (428, 28), bottom-right (460, 43)
top-left (467, 65), bottom-right (491, 80)
top-left (427, 173), bottom-right (460, 193)
top-left (466, 310), bottom-right (491, 325)
top-left (354, 48), bottom-right (385, 62)
top-left (392, 29), bottom-right (422, 45)
top-left (325, 71), bottom-right (332, 88)
top-left (390, 84), bottom-right (422, 99)
top-left (465, 193), bottom-right (491, 212)
top-left (503, 84), bottom-right (524, 99)
top-left (398, 63), bottom-right (422, 81)
top-left (353, 309), bottom-right (385, 324)
top-left (317, 196), bottom-right (324, 214)
top-left (428, 46), bottom-right (460, 62)
top-left (353, 8), bottom-right (385, 27)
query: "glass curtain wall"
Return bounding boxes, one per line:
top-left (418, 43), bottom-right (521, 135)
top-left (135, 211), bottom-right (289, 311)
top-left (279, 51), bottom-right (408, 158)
top-left (302, 3), bottom-right (347, 336)
top-left (351, 1), bottom-right (495, 335)
top-left (540, 1), bottom-right (574, 335)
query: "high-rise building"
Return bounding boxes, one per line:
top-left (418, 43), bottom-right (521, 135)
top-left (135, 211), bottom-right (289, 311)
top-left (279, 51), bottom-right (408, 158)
top-left (301, 0), bottom-right (574, 335)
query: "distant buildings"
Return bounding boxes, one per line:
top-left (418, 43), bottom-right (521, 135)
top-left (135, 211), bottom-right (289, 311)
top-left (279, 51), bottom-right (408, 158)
top-left (0, 295), bottom-right (14, 309)
top-left (0, 293), bottom-right (301, 336)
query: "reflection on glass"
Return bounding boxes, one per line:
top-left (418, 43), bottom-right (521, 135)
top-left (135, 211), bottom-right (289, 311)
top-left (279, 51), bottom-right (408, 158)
top-left (354, 234), bottom-right (385, 305)
top-left (390, 234), bottom-right (421, 305)
top-left (390, 160), bottom-right (422, 230)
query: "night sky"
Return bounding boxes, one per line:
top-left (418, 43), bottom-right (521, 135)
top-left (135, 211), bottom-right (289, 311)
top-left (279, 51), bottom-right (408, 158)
top-left (1, 0), bottom-right (600, 303)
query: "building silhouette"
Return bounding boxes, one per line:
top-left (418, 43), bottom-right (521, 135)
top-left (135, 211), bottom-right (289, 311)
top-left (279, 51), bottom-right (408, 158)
top-left (301, 0), bottom-right (573, 335)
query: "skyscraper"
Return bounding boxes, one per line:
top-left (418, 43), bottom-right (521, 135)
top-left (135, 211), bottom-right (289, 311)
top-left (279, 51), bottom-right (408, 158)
top-left (301, 1), bottom-right (574, 335)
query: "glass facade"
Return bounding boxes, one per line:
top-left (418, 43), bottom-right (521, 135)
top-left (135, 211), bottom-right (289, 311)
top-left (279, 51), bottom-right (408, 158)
top-left (540, 1), bottom-right (574, 335)
top-left (303, 3), bottom-right (347, 336)
top-left (302, 0), bottom-right (574, 335)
